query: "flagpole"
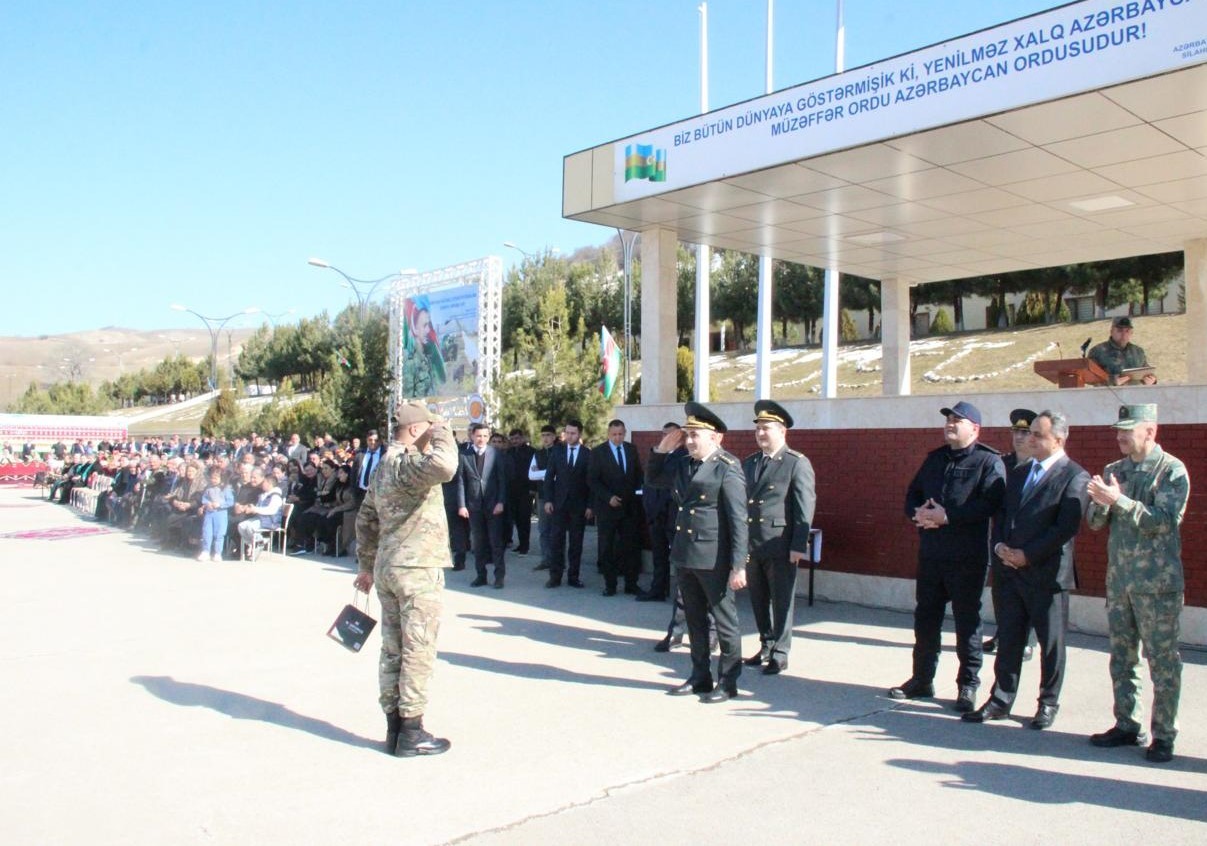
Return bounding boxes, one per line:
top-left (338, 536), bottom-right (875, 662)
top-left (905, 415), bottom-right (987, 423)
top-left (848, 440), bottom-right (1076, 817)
top-left (694, 2), bottom-right (711, 402)
top-left (755, 0), bottom-right (774, 400)
top-left (820, 0), bottom-right (845, 398)
top-left (616, 228), bottom-right (636, 401)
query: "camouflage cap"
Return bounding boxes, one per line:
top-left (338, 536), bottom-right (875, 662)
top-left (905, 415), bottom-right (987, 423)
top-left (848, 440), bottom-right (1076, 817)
top-left (393, 400), bottom-right (437, 427)
top-left (1112, 403), bottom-right (1157, 429)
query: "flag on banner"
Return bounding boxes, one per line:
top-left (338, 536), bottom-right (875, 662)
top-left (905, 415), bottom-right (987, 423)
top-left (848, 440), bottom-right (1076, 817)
top-left (599, 325), bottom-right (621, 399)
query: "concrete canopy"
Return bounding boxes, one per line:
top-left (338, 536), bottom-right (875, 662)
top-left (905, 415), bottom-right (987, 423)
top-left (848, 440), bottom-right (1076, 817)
top-left (564, 9), bottom-right (1207, 284)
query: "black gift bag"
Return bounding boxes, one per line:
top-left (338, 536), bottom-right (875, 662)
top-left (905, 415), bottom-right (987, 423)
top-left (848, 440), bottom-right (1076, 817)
top-left (327, 591), bottom-right (377, 652)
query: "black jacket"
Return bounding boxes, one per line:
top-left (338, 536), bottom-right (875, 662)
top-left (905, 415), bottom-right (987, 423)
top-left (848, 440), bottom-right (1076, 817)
top-left (905, 441), bottom-right (1005, 561)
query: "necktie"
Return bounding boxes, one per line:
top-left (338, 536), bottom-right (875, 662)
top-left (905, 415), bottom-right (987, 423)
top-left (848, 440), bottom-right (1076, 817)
top-left (568, 447), bottom-right (576, 467)
top-left (359, 451), bottom-right (375, 488)
top-left (476, 449), bottom-right (485, 475)
top-left (1023, 462), bottom-right (1043, 494)
top-left (614, 444), bottom-right (625, 472)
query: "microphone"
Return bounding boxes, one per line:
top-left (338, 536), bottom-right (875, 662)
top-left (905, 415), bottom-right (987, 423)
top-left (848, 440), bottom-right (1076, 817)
top-left (1080, 337), bottom-right (1092, 357)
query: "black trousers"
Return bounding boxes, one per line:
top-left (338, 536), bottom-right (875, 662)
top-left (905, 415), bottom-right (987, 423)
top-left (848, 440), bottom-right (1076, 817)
top-left (678, 566), bottom-right (741, 691)
top-left (989, 576), bottom-right (1068, 709)
top-left (597, 508), bottom-right (640, 591)
top-left (645, 507), bottom-right (673, 599)
top-left (747, 550), bottom-right (798, 660)
top-left (549, 506), bottom-right (586, 582)
top-left (467, 506), bottom-right (505, 578)
top-left (912, 556), bottom-right (987, 688)
top-left (444, 503), bottom-right (469, 568)
top-left (505, 489), bottom-right (534, 551)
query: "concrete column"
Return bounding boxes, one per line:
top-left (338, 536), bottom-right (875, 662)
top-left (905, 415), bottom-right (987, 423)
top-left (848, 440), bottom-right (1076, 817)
top-left (820, 266), bottom-right (839, 398)
top-left (1187, 238), bottom-right (1207, 385)
top-left (755, 255), bottom-right (773, 398)
top-left (640, 226), bottom-right (679, 404)
top-left (880, 277), bottom-right (911, 396)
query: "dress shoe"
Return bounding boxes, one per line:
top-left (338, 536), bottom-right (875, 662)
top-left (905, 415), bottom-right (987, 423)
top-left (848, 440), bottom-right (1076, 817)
top-left (1146, 739), bottom-right (1174, 763)
top-left (953, 685), bottom-right (977, 713)
top-left (492, 578), bottom-right (504, 589)
top-left (515, 547), bottom-right (529, 555)
top-left (1030, 703), bottom-right (1059, 730)
top-left (533, 562), bottom-right (550, 571)
top-left (888, 678), bottom-right (935, 700)
top-left (567, 579), bottom-right (585, 588)
top-left (1090, 726), bottom-right (1149, 747)
top-left (654, 634), bottom-right (683, 653)
top-left (1022, 644), bottom-right (1035, 662)
top-left (623, 584), bottom-right (641, 595)
top-left (602, 587), bottom-right (617, 597)
top-left (701, 687), bottom-right (738, 704)
top-left (763, 658), bottom-right (787, 675)
top-left (451, 564), bottom-right (466, 571)
top-left (544, 578), bottom-right (561, 588)
top-left (962, 700), bottom-right (1011, 723)
top-left (982, 636), bottom-right (998, 654)
top-left (744, 645), bottom-right (771, 666)
top-left (668, 680), bottom-right (711, 696)
top-left (469, 576), bottom-right (488, 587)
top-left (635, 591), bottom-right (665, 602)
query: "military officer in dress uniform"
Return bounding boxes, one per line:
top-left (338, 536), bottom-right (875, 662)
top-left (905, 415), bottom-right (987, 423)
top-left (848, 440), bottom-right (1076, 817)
top-left (355, 400), bottom-right (458, 757)
top-left (646, 402), bottom-right (749, 703)
top-left (742, 400), bottom-right (816, 676)
top-left (1086, 403), bottom-right (1190, 763)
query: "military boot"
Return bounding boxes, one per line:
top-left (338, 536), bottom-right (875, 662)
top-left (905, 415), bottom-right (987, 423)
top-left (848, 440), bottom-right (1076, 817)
top-left (395, 715), bottom-right (451, 757)
top-left (384, 710), bottom-right (402, 755)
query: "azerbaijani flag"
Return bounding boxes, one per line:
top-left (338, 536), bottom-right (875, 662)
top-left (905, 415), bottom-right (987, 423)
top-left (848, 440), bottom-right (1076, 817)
top-left (624, 144), bottom-right (654, 181)
top-left (599, 325), bottom-right (621, 399)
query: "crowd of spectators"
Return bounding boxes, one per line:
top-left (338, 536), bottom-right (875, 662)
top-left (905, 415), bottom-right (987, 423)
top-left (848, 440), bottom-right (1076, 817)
top-left (40, 430), bottom-right (380, 562)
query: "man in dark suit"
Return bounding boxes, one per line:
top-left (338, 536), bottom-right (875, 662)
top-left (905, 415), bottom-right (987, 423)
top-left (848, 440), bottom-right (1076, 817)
top-left (742, 400), bottom-right (816, 676)
top-left (641, 422), bottom-right (683, 604)
top-left (441, 433), bottom-right (471, 571)
top-left (541, 420), bottom-right (592, 588)
top-left (353, 429), bottom-right (385, 504)
top-left (504, 429), bottom-right (536, 555)
top-left (458, 422), bottom-right (508, 588)
top-left (646, 402), bottom-right (749, 703)
top-left (528, 425), bottom-right (558, 572)
top-left (964, 410), bottom-right (1090, 729)
top-left (588, 418), bottom-right (644, 596)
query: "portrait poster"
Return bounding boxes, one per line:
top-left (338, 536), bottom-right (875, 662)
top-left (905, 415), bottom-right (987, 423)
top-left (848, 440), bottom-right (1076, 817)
top-left (399, 282), bottom-right (481, 400)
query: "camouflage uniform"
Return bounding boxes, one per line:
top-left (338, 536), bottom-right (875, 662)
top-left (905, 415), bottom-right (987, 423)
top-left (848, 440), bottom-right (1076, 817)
top-left (1087, 339), bottom-right (1149, 381)
top-left (356, 423), bottom-right (458, 718)
top-left (1087, 444), bottom-right (1190, 743)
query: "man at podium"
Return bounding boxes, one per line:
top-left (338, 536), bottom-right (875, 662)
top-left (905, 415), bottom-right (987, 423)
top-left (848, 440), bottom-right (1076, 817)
top-left (1088, 317), bottom-right (1157, 386)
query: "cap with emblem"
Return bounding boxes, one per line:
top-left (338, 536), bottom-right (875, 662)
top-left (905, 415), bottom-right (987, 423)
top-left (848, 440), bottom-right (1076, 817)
top-left (1112, 316), bottom-right (1133, 329)
top-left (1009, 408), bottom-right (1037, 430)
top-left (393, 400), bottom-right (437, 427)
top-left (1112, 403), bottom-right (1157, 429)
top-left (940, 400), bottom-right (982, 427)
top-left (683, 401), bottom-right (727, 433)
top-left (753, 399), bottom-right (793, 428)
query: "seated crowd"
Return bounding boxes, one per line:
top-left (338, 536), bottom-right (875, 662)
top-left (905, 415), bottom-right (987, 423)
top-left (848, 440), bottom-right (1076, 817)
top-left (42, 430), bottom-right (377, 562)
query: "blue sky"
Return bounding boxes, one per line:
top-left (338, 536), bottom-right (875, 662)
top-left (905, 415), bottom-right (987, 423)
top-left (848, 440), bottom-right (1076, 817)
top-left (0, 0), bottom-right (1056, 337)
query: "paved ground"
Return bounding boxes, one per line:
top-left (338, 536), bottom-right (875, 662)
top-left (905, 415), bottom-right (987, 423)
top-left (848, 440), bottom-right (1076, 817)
top-left (3, 485), bottom-right (1205, 845)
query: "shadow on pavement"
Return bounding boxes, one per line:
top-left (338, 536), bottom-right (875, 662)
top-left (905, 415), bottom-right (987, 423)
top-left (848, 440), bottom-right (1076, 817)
top-left (130, 675), bottom-right (378, 749)
top-left (888, 756), bottom-right (1207, 823)
top-left (439, 650), bottom-right (675, 691)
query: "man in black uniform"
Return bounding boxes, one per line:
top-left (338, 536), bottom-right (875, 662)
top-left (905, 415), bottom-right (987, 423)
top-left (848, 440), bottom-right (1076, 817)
top-left (890, 400), bottom-right (1006, 712)
top-left (640, 422), bottom-right (682, 603)
top-left (646, 402), bottom-right (749, 703)
top-left (742, 400), bottom-right (816, 676)
top-left (504, 429), bottom-right (536, 554)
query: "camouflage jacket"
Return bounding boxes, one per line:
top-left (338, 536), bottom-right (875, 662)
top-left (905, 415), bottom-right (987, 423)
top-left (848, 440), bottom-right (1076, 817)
top-left (1086, 445), bottom-right (1189, 594)
top-left (356, 426), bottom-right (458, 573)
top-left (1088, 339), bottom-right (1148, 378)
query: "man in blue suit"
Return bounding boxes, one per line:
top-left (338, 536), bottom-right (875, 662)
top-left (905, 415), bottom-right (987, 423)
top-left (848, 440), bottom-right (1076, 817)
top-left (964, 410), bottom-right (1090, 729)
top-left (458, 422), bottom-right (508, 588)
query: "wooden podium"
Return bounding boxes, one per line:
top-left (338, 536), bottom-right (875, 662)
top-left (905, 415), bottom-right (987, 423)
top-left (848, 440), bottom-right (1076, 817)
top-left (1034, 358), bottom-right (1109, 388)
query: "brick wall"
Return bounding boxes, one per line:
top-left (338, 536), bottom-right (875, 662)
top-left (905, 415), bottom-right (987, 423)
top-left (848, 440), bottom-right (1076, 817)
top-left (633, 424), bottom-right (1206, 607)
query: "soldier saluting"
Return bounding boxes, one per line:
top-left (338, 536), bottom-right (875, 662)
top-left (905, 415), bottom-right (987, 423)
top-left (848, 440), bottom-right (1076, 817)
top-left (354, 400), bottom-right (458, 757)
top-left (646, 402), bottom-right (749, 703)
top-left (742, 400), bottom-right (816, 676)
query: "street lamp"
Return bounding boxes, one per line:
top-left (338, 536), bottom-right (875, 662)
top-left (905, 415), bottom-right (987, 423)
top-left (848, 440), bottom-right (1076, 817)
top-left (170, 304), bottom-right (260, 390)
top-left (261, 308), bottom-right (296, 328)
top-left (102, 346), bottom-right (139, 375)
top-left (503, 242), bottom-right (560, 262)
top-left (307, 257), bottom-right (413, 318)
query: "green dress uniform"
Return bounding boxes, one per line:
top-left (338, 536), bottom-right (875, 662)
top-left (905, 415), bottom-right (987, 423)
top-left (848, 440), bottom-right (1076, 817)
top-left (356, 422), bottom-right (458, 719)
top-left (645, 404), bottom-right (749, 696)
top-left (1086, 414), bottom-right (1190, 745)
top-left (743, 443), bottom-right (815, 666)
